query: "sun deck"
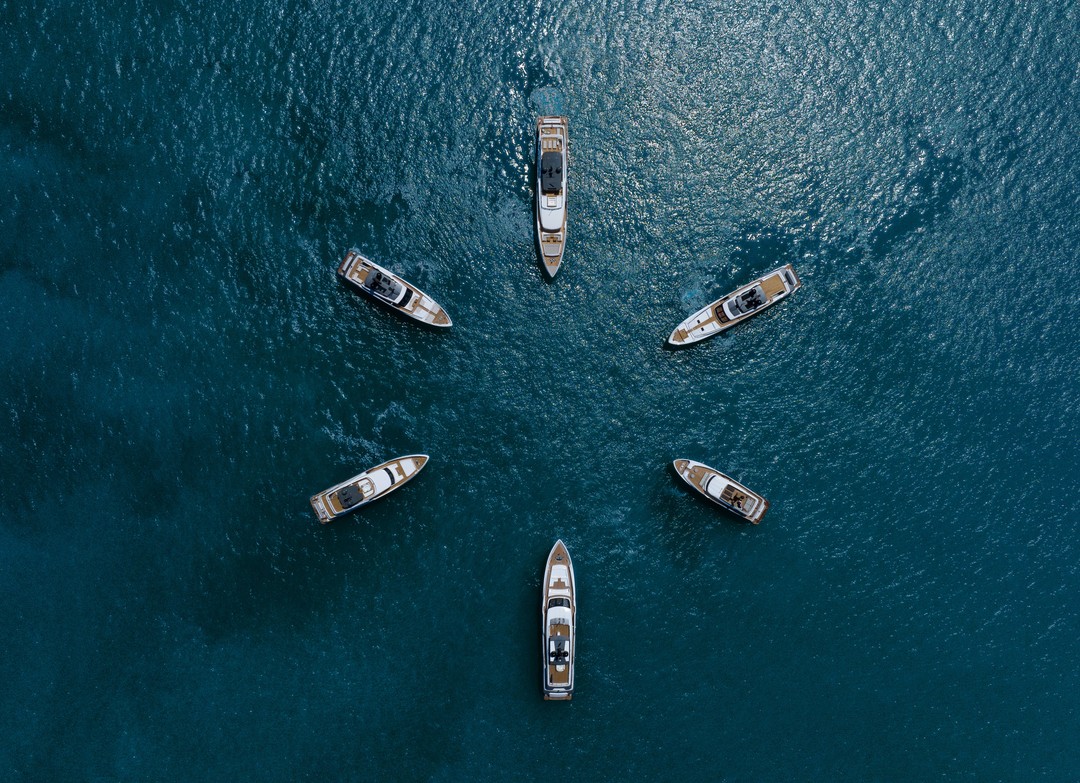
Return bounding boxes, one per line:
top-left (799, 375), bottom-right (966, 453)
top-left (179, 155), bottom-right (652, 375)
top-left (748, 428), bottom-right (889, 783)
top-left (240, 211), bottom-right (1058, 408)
top-left (759, 272), bottom-right (787, 298)
top-left (546, 623), bottom-right (572, 685)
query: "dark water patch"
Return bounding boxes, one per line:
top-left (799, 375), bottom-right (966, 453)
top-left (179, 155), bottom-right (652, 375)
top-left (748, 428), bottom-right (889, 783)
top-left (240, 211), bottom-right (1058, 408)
top-left (866, 131), bottom-right (965, 256)
top-left (3, 0), bottom-right (1080, 778)
top-left (528, 87), bottom-right (566, 118)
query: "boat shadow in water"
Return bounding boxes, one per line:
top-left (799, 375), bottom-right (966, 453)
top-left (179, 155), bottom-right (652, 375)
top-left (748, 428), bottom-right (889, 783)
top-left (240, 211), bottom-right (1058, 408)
top-left (648, 470), bottom-right (741, 573)
top-left (529, 86), bottom-right (566, 117)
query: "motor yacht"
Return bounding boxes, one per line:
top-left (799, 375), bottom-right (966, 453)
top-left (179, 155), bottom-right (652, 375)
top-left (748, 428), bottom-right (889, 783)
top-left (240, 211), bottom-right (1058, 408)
top-left (338, 250), bottom-right (452, 327)
top-left (542, 539), bottom-right (576, 700)
top-left (672, 459), bottom-right (769, 524)
top-left (668, 264), bottom-right (800, 346)
top-left (535, 116), bottom-right (569, 278)
top-left (309, 455), bottom-right (429, 524)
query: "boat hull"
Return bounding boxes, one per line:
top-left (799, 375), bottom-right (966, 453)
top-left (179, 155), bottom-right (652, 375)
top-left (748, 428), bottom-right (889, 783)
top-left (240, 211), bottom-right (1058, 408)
top-left (338, 250), bottom-right (452, 327)
top-left (672, 459), bottom-right (769, 524)
top-left (535, 116), bottom-right (569, 279)
top-left (668, 264), bottom-right (801, 346)
top-left (542, 539), bottom-right (576, 700)
top-left (309, 455), bottom-right (429, 524)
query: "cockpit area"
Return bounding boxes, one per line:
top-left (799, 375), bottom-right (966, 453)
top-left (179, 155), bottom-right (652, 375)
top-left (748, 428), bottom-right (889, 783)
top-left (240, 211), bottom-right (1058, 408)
top-left (337, 484), bottom-right (364, 509)
top-left (336, 477), bottom-right (374, 510)
top-left (365, 270), bottom-right (411, 305)
top-left (548, 636), bottom-right (570, 665)
top-left (726, 285), bottom-right (767, 317)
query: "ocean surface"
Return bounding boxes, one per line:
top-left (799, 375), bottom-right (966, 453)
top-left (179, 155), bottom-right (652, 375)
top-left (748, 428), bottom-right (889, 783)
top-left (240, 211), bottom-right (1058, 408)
top-left (2, 0), bottom-right (1078, 779)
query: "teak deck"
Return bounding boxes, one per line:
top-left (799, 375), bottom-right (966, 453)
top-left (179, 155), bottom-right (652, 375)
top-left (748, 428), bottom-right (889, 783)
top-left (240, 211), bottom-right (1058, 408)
top-left (759, 273), bottom-right (787, 298)
top-left (547, 623), bottom-right (572, 685)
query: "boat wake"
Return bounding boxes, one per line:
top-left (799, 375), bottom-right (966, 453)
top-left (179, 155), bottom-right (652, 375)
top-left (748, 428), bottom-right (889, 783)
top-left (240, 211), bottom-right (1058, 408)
top-left (529, 87), bottom-right (566, 117)
top-left (679, 287), bottom-right (704, 306)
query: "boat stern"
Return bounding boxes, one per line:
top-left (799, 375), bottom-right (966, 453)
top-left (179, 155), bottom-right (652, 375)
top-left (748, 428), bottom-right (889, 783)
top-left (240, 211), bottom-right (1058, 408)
top-left (781, 264), bottom-right (801, 291)
top-left (309, 492), bottom-right (335, 524)
top-left (748, 497), bottom-right (770, 525)
top-left (337, 249), bottom-right (365, 280)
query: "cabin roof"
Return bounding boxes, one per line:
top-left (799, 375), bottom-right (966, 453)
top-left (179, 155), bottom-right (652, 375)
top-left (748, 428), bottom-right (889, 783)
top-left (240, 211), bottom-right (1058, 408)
top-left (338, 484), bottom-right (364, 509)
top-left (541, 151), bottom-right (563, 194)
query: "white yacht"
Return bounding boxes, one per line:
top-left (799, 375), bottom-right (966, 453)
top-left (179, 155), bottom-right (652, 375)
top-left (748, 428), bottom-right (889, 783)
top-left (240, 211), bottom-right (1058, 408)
top-left (338, 250), bottom-right (452, 327)
top-left (672, 459), bottom-right (769, 524)
top-left (309, 455), bottom-right (429, 524)
top-left (542, 539), bottom-right (576, 700)
top-left (535, 116), bottom-right (568, 278)
top-left (668, 264), bottom-right (801, 346)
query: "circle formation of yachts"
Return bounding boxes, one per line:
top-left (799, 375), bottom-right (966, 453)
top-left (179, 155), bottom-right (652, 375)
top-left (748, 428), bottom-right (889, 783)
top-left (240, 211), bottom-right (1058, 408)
top-left (309, 116), bottom-right (803, 700)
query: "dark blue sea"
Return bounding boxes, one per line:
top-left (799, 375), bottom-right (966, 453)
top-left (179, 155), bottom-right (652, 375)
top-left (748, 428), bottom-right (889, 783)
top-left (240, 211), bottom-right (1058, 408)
top-left (2, 0), bottom-right (1078, 779)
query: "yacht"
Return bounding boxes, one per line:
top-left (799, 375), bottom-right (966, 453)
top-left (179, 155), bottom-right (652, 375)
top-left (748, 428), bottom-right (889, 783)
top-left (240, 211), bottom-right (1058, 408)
top-left (667, 264), bottom-right (801, 346)
top-left (542, 539), bottom-right (576, 700)
top-left (535, 116), bottom-right (569, 278)
top-left (309, 455), bottom-right (429, 524)
top-left (338, 250), bottom-right (452, 327)
top-left (672, 459), bottom-right (769, 524)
